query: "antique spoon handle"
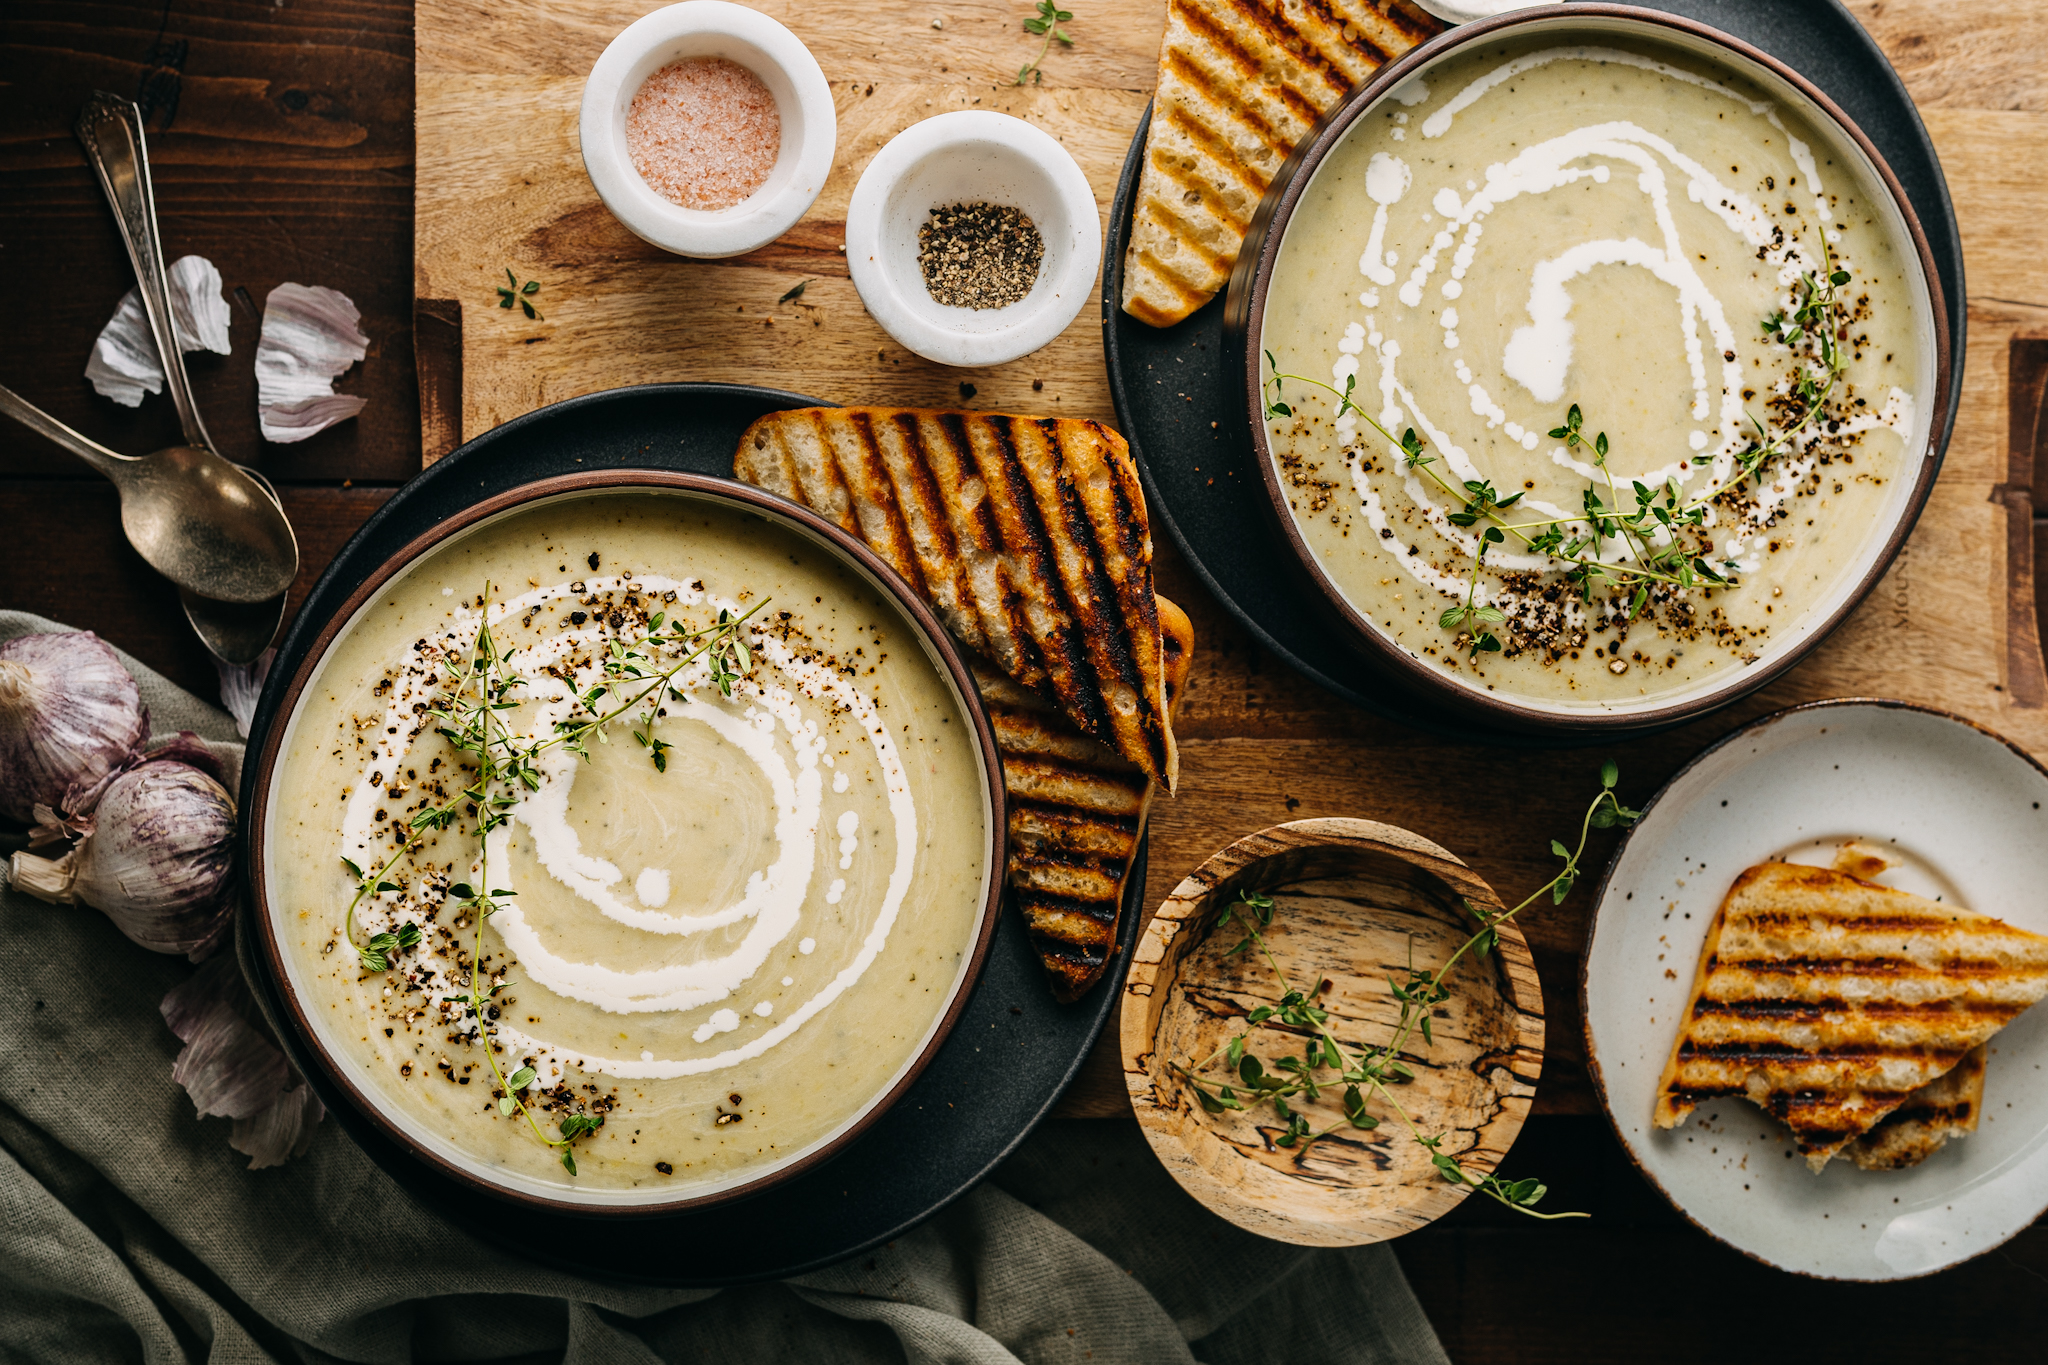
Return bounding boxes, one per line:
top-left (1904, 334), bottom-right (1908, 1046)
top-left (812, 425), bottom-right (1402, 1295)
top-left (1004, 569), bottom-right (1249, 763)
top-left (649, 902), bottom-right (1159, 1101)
top-left (75, 92), bottom-right (219, 457)
top-left (0, 381), bottom-right (136, 481)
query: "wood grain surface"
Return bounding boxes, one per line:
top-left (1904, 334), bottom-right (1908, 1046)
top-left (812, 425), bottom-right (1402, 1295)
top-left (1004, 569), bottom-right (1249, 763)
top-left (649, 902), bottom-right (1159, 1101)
top-left (1121, 819), bottom-right (1543, 1245)
top-left (7, 0), bottom-right (2048, 1355)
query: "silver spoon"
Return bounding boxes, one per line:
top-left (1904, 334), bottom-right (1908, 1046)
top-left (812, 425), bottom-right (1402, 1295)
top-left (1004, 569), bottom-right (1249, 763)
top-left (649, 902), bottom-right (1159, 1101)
top-left (0, 385), bottom-right (287, 665)
top-left (0, 382), bottom-right (294, 604)
top-left (76, 93), bottom-right (298, 662)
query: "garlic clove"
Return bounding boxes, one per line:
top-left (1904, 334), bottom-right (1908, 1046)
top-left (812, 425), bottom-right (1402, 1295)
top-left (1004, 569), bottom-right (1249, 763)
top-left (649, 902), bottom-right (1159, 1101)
top-left (160, 954), bottom-right (325, 1168)
top-left (161, 954), bottom-right (289, 1120)
top-left (255, 282), bottom-right (368, 444)
top-left (231, 1081), bottom-right (326, 1169)
top-left (215, 648), bottom-right (274, 741)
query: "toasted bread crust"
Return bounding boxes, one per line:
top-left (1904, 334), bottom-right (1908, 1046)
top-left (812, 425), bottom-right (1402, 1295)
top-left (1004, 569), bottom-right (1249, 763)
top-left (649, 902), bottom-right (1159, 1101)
top-left (1845, 1044), bottom-right (1985, 1171)
top-left (1654, 862), bottom-right (2048, 1170)
top-left (736, 407), bottom-right (1179, 791)
top-left (1121, 0), bottom-right (1439, 327)
top-left (993, 596), bottom-right (1195, 1001)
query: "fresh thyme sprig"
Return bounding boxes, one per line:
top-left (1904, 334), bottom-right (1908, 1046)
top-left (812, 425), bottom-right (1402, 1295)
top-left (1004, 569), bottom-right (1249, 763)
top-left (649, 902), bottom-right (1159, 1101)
top-left (1262, 235), bottom-right (1852, 653)
top-left (1016, 0), bottom-right (1074, 85)
top-left (1173, 764), bottom-right (1641, 1217)
top-left (496, 268), bottom-right (542, 320)
top-left (335, 583), bottom-right (768, 1173)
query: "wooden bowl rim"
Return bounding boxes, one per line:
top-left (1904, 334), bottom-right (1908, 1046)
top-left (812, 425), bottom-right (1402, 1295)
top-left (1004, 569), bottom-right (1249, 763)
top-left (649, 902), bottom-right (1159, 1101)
top-left (1118, 816), bottom-right (1545, 1243)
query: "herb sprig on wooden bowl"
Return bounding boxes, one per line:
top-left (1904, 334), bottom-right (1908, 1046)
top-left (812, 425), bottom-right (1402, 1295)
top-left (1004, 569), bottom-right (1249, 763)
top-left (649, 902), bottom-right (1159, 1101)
top-left (1172, 764), bottom-right (1640, 1217)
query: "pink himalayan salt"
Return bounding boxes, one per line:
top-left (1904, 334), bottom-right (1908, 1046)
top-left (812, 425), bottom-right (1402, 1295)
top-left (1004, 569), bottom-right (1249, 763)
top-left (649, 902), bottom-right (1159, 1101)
top-left (625, 57), bottom-right (781, 212)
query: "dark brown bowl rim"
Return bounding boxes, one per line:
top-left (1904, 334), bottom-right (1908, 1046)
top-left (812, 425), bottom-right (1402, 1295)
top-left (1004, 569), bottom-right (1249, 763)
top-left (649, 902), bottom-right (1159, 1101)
top-left (246, 469), bottom-right (1009, 1218)
top-left (1578, 697), bottom-right (2048, 1280)
top-left (1234, 3), bottom-right (1955, 737)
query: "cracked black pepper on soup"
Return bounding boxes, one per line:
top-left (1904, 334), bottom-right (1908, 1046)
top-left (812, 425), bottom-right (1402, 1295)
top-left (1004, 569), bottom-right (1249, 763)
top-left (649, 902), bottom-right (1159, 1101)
top-left (1259, 34), bottom-right (1931, 714)
top-left (267, 493), bottom-right (992, 1198)
top-left (918, 202), bottom-right (1045, 309)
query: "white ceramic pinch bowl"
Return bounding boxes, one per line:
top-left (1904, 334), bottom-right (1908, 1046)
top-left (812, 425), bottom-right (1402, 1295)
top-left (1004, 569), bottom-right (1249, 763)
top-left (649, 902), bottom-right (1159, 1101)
top-left (846, 111), bottom-right (1100, 367)
top-left (579, 1), bottom-right (835, 259)
top-left (1583, 700), bottom-right (2048, 1280)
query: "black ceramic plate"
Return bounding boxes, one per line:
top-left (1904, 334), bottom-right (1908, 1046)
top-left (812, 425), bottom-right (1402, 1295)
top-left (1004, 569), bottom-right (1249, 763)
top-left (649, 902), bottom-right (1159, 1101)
top-left (236, 383), bottom-right (1143, 1285)
top-left (1101, 0), bottom-right (1966, 739)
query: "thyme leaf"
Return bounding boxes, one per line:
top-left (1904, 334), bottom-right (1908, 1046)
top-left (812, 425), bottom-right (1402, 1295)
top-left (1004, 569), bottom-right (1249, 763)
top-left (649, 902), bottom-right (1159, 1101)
top-left (1015, 0), bottom-right (1075, 84)
top-left (1173, 774), bottom-right (1641, 1219)
top-left (337, 581), bottom-right (769, 1173)
top-left (1262, 234), bottom-right (1855, 656)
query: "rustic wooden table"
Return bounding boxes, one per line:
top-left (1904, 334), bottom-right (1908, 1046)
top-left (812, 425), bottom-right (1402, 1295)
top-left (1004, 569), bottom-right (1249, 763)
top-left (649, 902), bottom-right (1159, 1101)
top-left (5, 1), bottom-right (2048, 1357)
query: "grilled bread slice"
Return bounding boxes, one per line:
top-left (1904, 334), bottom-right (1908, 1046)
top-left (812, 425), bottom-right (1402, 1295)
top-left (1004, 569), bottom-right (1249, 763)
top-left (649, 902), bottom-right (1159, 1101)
top-left (989, 596), bottom-right (1194, 1001)
top-left (1845, 1044), bottom-right (1985, 1172)
top-left (735, 407), bottom-right (1178, 790)
top-left (1121, 0), bottom-right (1440, 327)
top-left (1822, 844), bottom-right (1988, 1171)
top-left (1653, 861), bottom-right (2048, 1170)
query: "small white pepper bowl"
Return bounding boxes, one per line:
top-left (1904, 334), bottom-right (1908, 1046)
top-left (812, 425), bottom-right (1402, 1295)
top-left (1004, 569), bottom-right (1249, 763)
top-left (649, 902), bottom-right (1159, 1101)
top-left (846, 111), bottom-right (1101, 367)
top-left (579, 1), bottom-right (835, 259)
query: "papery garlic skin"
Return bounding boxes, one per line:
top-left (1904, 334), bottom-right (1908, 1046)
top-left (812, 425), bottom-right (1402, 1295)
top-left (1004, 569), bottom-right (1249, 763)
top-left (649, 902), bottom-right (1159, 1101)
top-left (255, 282), bottom-right (368, 443)
top-left (160, 953), bottom-right (325, 1168)
top-left (85, 254), bottom-right (234, 407)
top-left (0, 632), bottom-right (148, 823)
top-left (10, 760), bottom-right (235, 957)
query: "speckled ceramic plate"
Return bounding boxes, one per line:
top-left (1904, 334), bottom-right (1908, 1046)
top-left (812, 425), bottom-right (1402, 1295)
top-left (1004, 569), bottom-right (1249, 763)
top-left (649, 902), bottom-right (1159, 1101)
top-left (1582, 700), bottom-right (2048, 1279)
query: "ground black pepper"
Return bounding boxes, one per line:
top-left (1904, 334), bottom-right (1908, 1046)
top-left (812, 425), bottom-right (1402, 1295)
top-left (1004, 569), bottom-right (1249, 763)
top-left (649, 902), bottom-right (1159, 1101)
top-left (917, 202), bottom-right (1044, 309)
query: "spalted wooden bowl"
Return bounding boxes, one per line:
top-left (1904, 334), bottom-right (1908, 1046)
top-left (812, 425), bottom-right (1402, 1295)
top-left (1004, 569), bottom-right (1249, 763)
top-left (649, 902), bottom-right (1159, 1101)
top-left (1119, 819), bottom-right (1544, 1245)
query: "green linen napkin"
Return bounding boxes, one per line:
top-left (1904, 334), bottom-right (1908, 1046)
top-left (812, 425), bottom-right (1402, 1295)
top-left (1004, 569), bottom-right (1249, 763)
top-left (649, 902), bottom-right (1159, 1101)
top-left (0, 611), bottom-right (1449, 1365)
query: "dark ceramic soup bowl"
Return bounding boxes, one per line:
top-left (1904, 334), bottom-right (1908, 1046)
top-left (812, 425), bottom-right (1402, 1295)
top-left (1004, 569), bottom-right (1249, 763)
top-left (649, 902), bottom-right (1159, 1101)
top-left (1228, 5), bottom-right (1951, 739)
top-left (245, 470), bottom-right (1006, 1216)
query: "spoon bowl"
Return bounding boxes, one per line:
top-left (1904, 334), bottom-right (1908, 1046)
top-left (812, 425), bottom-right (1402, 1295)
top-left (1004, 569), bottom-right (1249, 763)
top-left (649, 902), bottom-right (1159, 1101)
top-left (0, 383), bottom-right (298, 605)
top-left (180, 587), bottom-right (289, 666)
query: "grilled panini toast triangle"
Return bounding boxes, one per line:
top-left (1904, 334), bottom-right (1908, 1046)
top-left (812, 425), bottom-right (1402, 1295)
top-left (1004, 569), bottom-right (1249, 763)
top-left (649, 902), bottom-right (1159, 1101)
top-left (1819, 841), bottom-right (1986, 1170)
top-left (735, 407), bottom-right (1179, 791)
top-left (1845, 1044), bottom-right (1985, 1171)
top-left (1121, 0), bottom-right (1440, 327)
top-left (1654, 861), bottom-right (2048, 1171)
top-left (986, 596), bottom-right (1194, 1001)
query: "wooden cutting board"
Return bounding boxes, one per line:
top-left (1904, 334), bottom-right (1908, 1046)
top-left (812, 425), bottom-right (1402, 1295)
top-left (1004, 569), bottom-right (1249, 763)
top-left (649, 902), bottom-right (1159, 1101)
top-left (416, 0), bottom-right (2048, 1114)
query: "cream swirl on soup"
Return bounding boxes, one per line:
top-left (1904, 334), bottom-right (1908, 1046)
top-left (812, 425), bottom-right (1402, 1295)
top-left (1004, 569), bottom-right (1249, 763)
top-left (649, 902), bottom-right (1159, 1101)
top-left (267, 494), bottom-right (991, 1199)
top-left (1261, 36), bottom-right (1931, 711)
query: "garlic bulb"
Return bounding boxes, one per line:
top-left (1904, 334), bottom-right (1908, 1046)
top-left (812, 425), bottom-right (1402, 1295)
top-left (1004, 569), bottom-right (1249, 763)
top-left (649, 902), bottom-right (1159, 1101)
top-left (0, 632), bottom-right (148, 823)
top-left (9, 759), bottom-right (235, 957)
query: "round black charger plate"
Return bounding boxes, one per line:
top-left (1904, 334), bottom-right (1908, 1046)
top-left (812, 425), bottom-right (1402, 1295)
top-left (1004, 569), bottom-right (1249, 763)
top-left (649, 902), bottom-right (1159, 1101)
top-left (1101, 0), bottom-right (1966, 744)
top-left (236, 382), bottom-right (1143, 1286)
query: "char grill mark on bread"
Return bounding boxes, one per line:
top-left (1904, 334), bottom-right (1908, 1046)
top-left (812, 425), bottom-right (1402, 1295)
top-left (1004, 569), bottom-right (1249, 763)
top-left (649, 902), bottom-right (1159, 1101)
top-left (978, 597), bottom-right (1194, 1002)
top-left (1652, 861), bottom-right (2048, 1170)
top-left (1845, 1044), bottom-right (1985, 1171)
top-left (1120, 0), bottom-right (1439, 327)
top-left (734, 408), bottom-right (1179, 791)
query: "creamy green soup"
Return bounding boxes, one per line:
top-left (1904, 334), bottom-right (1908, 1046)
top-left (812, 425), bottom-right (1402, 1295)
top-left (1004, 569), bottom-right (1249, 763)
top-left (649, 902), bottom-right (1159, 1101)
top-left (265, 491), bottom-right (992, 1203)
top-left (1260, 31), bottom-right (1934, 713)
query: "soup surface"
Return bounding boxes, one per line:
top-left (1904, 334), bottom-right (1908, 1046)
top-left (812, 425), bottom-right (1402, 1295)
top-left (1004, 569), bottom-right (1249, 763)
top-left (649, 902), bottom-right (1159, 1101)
top-left (1260, 33), bottom-right (1927, 712)
top-left (266, 492), bottom-right (992, 1200)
